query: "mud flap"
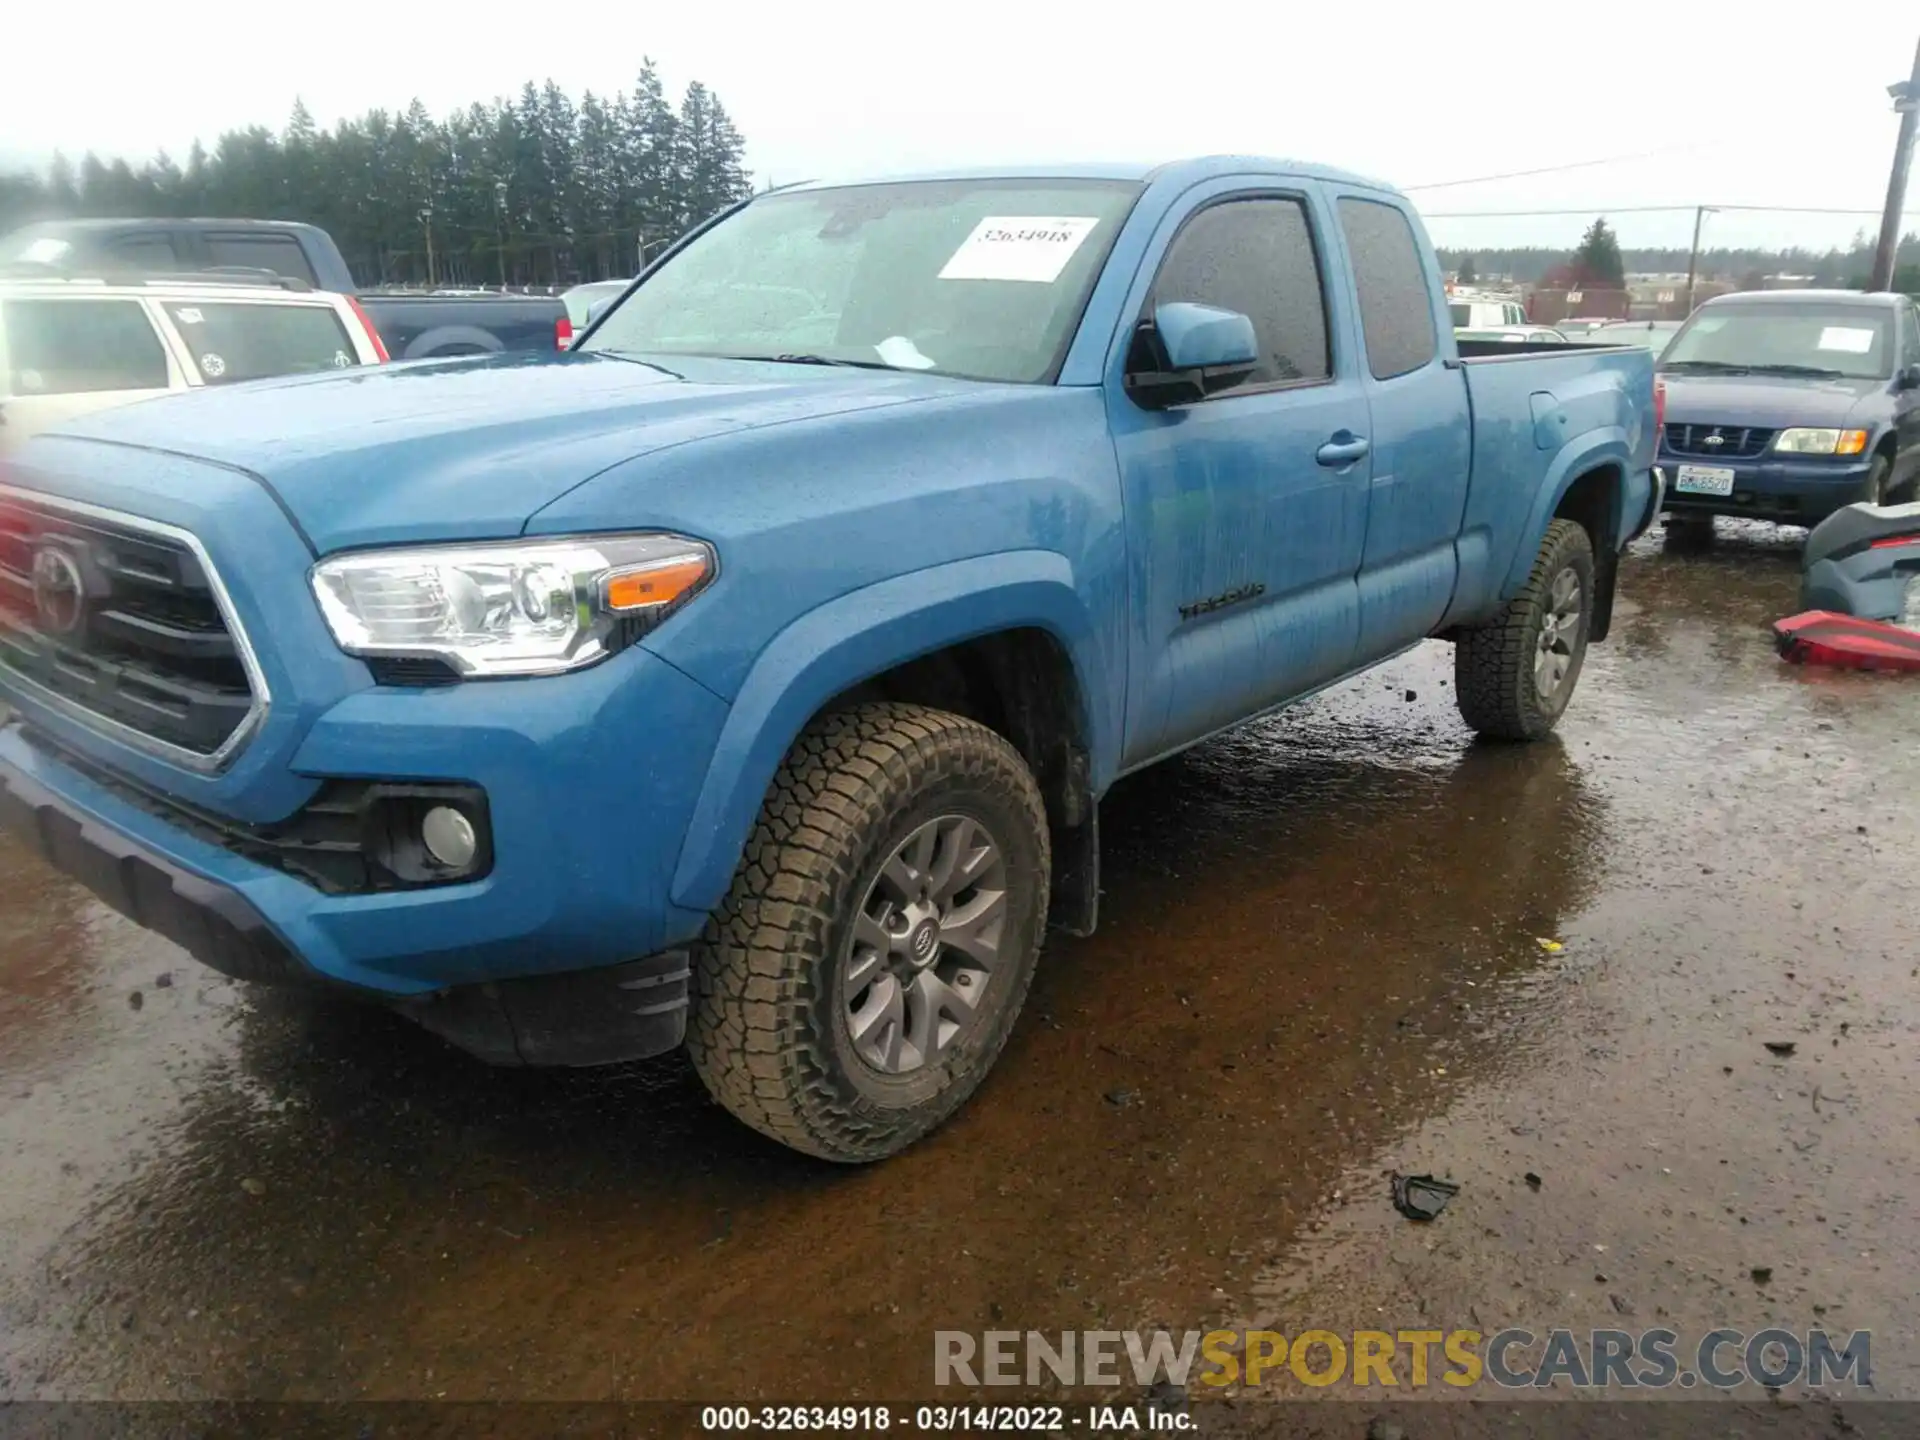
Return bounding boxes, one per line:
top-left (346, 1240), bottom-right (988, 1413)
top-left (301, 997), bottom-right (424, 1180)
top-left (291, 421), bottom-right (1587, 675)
top-left (401, 948), bottom-right (692, 1067)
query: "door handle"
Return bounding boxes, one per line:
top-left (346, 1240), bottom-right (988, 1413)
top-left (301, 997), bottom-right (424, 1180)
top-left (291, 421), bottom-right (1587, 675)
top-left (1315, 432), bottom-right (1370, 467)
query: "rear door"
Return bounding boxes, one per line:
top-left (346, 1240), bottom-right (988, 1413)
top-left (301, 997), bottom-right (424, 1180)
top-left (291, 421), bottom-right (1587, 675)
top-left (1327, 190), bottom-right (1469, 654)
top-left (0, 294), bottom-right (181, 448)
top-left (1106, 178), bottom-right (1373, 767)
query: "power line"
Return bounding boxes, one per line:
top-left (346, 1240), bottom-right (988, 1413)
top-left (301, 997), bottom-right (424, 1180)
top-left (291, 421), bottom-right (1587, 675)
top-left (1425, 203), bottom-right (1891, 218)
top-left (1402, 145), bottom-right (1717, 191)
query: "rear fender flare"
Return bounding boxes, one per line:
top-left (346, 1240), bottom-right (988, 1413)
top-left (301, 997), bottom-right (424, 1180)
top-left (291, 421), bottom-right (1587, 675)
top-left (1497, 427), bottom-right (1634, 599)
top-left (667, 551), bottom-right (1108, 914)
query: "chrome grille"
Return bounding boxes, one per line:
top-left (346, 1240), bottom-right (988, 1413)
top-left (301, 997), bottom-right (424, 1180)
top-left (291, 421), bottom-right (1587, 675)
top-left (0, 489), bottom-right (267, 769)
top-left (1663, 423), bottom-right (1774, 460)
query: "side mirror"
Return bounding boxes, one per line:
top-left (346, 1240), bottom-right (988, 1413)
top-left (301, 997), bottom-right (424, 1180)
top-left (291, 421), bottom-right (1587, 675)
top-left (585, 297), bottom-right (615, 328)
top-left (1126, 302), bottom-right (1260, 408)
top-left (1899, 363), bottom-right (1920, 391)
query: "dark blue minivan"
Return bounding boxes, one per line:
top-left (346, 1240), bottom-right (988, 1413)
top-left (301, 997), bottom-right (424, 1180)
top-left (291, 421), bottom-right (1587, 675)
top-left (1657, 290), bottom-right (1920, 528)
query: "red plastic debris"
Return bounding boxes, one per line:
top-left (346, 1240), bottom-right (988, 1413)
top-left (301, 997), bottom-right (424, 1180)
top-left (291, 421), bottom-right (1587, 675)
top-left (1773, 610), bottom-right (1920, 672)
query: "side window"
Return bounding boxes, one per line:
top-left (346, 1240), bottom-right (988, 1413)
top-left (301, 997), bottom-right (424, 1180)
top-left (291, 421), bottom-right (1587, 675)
top-left (1902, 304), bottom-right (1919, 364)
top-left (1146, 196), bottom-right (1330, 389)
top-left (1337, 197), bottom-right (1439, 381)
top-left (1508, 305), bottom-right (1525, 325)
top-left (107, 234), bottom-right (179, 271)
top-left (204, 232), bottom-right (318, 285)
top-left (1, 299), bottom-right (170, 395)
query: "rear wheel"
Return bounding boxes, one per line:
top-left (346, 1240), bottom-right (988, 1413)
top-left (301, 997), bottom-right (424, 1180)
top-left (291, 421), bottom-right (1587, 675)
top-left (687, 703), bottom-right (1050, 1162)
top-left (1454, 518), bottom-right (1595, 741)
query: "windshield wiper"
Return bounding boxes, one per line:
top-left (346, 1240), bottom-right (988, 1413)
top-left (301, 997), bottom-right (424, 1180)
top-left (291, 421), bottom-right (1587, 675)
top-left (592, 351), bottom-right (684, 378)
top-left (1659, 359), bottom-right (1750, 373)
top-left (722, 352), bottom-right (898, 371)
top-left (1742, 363), bottom-right (1845, 378)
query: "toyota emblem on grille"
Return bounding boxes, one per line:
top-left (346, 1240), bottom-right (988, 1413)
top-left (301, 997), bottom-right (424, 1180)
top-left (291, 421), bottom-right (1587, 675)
top-left (30, 546), bottom-right (86, 636)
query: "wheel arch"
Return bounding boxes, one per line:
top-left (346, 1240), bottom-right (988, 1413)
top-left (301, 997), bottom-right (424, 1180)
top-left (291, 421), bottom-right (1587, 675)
top-left (401, 326), bottom-right (504, 359)
top-left (1552, 461), bottom-right (1625, 642)
top-left (1492, 437), bottom-right (1628, 644)
top-left (668, 552), bottom-right (1116, 931)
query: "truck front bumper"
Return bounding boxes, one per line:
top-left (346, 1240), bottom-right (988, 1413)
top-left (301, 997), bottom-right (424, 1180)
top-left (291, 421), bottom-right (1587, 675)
top-left (0, 644), bottom-right (731, 1065)
top-left (1658, 453), bottom-right (1874, 525)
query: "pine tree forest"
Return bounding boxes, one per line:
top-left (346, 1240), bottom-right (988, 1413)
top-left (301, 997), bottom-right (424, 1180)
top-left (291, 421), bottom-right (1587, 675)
top-left (0, 63), bottom-right (753, 291)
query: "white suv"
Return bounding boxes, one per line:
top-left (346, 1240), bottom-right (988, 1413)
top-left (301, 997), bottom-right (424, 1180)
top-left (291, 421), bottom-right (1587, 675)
top-left (0, 276), bottom-right (387, 449)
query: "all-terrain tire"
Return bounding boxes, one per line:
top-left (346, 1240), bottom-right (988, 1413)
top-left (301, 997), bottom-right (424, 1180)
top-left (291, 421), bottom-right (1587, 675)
top-left (686, 702), bottom-right (1050, 1163)
top-left (1454, 518), bottom-right (1596, 741)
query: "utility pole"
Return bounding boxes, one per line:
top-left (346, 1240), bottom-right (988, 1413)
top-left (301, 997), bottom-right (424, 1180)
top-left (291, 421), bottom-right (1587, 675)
top-left (1869, 35), bottom-right (1920, 291)
top-left (494, 181), bottom-right (509, 290)
top-left (1683, 205), bottom-right (1715, 315)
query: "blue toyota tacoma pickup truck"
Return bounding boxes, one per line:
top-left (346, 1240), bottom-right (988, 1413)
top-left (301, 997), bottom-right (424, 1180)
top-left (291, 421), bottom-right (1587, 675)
top-left (0, 157), bottom-right (1657, 1162)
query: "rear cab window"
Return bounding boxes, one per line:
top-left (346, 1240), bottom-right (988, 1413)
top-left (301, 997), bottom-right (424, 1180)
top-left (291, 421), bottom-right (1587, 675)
top-left (161, 301), bottom-right (361, 385)
top-left (1, 297), bottom-right (171, 396)
top-left (202, 232), bottom-right (319, 286)
top-left (1336, 197), bottom-right (1439, 380)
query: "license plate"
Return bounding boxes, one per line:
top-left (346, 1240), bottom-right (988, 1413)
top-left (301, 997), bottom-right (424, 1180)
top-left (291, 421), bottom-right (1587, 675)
top-left (1675, 464), bottom-right (1736, 496)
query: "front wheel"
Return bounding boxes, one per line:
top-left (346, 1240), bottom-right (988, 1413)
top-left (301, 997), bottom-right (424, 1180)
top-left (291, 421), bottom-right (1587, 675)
top-left (1454, 518), bottom-right (1595, 741)
top-left (1862, 453), bottom-right (1900, 506)
top-left (687, 702), bottom-right (1051, 1162)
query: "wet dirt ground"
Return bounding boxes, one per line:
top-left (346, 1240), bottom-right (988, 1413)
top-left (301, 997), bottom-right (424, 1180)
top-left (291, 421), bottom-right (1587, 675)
top-left (1, 520), bottom-right (1916, 1427)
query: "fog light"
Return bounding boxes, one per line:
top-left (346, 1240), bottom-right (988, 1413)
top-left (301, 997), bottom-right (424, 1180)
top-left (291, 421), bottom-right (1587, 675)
top-left (421, 805), bottom-right (478, 870)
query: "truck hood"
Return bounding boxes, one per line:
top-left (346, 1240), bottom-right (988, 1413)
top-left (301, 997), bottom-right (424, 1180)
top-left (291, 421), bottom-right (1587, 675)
top-left (36, 352), bottom-right (973, 553)
top-left (1659, 371), bottom-right (1885, 431)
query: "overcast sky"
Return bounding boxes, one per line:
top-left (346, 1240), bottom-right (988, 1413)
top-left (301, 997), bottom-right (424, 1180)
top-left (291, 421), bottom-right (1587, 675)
top-left (5, 0), bottom-right (1915, 255)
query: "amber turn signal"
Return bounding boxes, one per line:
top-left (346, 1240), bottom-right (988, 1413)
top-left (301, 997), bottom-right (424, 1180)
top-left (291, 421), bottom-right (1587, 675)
top-left (603, 556), bottom-right (712, 612)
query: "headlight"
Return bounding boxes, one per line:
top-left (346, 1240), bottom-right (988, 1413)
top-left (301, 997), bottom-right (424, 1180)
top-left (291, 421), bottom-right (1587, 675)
top-left (311, 533), bottom-right (714, 677)
top-left (1774, 428), bottom-right (1870, 456)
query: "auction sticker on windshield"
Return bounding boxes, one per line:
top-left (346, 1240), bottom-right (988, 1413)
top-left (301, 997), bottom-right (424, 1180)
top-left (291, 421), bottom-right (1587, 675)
top-left (1675, 464), bottom-right (1736, 496)
top-left (1817, 327), bottom-right (1876, 354)
top-left (939, 217), bottom-right (1099, 283)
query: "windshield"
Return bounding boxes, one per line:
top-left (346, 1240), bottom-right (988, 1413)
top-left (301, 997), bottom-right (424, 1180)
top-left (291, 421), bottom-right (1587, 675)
top-left (1660, 303), bottom-right (1893, 379)
top-left (162, 301), bottom-right (360, 384)
top-left (580, 179), bottom-right (1141, 383)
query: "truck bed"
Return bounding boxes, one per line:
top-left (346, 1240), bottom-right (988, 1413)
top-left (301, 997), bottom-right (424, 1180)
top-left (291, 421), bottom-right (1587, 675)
top-left (355, 292), bottom-right (568, 361)
top-left (1446, 340), bottom-right (1657, 629)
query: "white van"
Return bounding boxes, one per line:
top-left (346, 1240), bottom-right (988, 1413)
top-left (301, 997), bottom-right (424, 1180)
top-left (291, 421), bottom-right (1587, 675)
top-left (1449, 295), bottom-right (1529, 329)
top-left (0, 276), bottom-right (386, 449)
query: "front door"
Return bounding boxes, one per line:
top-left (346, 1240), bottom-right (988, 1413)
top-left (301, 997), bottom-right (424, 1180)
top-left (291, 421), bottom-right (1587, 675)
top-left (1106, 184), bottom-right (1372, 769)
